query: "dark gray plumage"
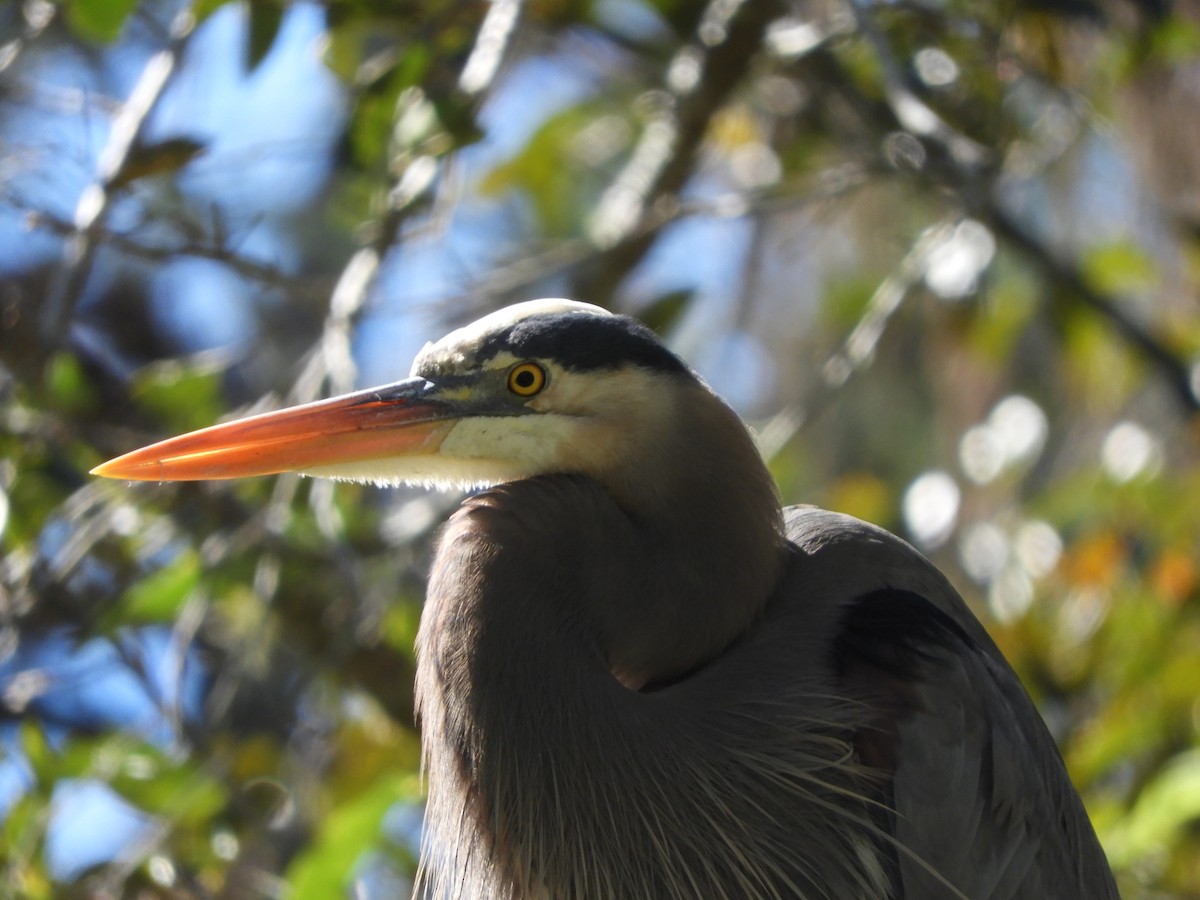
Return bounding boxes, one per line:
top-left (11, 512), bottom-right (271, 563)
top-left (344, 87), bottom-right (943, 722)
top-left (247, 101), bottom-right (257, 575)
top-left (93, 299), bottom-right (1119, 899)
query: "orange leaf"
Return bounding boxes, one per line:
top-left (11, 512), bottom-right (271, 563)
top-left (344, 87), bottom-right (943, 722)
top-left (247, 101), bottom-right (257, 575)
top-left (1063, 531), bottom-right (1127, 587)
top-left (1151, 548), bottom-right (1197, 606)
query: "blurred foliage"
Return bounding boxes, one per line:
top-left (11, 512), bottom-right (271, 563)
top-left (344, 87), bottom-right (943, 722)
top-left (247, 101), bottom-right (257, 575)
top-left (2, 0), bottom-right (1200, 896)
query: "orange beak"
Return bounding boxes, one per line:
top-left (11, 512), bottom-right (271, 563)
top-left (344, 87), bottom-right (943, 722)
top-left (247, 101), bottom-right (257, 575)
top-left (91, 378), bottom-right (460, 482)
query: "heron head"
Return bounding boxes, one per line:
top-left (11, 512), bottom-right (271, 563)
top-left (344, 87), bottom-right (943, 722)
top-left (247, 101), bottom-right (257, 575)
top-left (91, 300), bottom-right (714, 497)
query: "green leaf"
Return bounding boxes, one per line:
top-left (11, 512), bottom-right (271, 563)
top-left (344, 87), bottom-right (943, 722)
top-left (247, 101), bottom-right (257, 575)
top-left (19, 721), bottom-right (52, 786)
top-left (286, 773), bottom-right (416, 896)
top-left (350, 91), bottom-right (403, 172)
top-left (131, 358), bottom-right (226, 434)
top-left (108, 137), bottom-right (208, 190)
top-left (2, 792), bottom-right (52, 898)
top-left (1081, 242), bottom-right (1157, 296)
top-left (247, 0), bottom-right (285, 73)
top-left (819, 275), bottom-right (878, 332)
top-left (65, 0), bottom-right (140, 43)
top-left (1149, 16), bottom-right (1200, 65)
top-left (324, 17), bottom-right (387, 84)
top-left (119, 552), bottom-right (201, 623)
top-left (1106, 749), bottom-right (1200, 865)
top-left (965, 252), bottom-right (1038, 362)
top-left (380, 601), bottom-right (421, 654)
top-left (113, 757), bottom-right (228, 827)
top-left (193, 0), bottom-right (236, 23)
top-left (638, 289), bottom-right (693, 336)
top-left (45, 351), bottom-right (97, 413)
top-left (481, 100), bottom-right (627, 236)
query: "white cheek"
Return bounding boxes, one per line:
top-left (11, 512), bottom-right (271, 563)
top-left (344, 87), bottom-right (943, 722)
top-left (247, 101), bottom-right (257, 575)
top-left (298, 415), bottom-right (590, 491)
top-left (440, 416), bottom-right (569, 472)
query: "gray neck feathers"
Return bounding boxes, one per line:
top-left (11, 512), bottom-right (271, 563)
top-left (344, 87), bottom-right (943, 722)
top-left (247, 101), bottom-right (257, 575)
top-left (414, 428), bottom-right (891, 897)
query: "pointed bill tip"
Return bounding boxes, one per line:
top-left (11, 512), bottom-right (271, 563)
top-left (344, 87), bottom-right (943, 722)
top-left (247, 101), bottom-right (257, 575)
top-left (89, 378), bottom-right (459, 484)
top-left (89, 440), bottom-right (265, 482)
top-left (91, 451), bottom-right (187, 482)
top-left (90, 460), bottom-right (122, 479)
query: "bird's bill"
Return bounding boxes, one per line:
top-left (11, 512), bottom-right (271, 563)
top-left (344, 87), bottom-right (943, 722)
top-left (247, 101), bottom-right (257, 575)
top-left (91, 378), bottom-right (459, 482)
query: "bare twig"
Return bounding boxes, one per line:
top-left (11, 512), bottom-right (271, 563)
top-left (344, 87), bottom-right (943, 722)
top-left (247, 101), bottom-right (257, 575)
top-left (0, 1), bottom-right (56, 76)
top-left (846, 0), bottom-right (988, 171)
top-left (39, 10), bottom-right (196, 341)
top-left (821, 218), bottom-right (955, 388)
top-left (312, 2), bottom-right (525, 398)
top-left (756, 216), bottom-right (958, 462)
top-left (434, 162), bottom-right (873, 318)
top-left (574, 0), bottom-right (787, 302)
top-left (459, 0), bottom-right (523, 97)
top-left (985, 203), bottom-right (1199, 412)
top-left (17, 200), bottom-right (313, 295)
top-left (818, 1), bottom-right (1200, 415)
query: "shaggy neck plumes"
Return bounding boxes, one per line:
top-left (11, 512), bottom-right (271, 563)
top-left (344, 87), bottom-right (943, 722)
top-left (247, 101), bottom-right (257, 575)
top-left (412, 404), bottom-right (892, 899)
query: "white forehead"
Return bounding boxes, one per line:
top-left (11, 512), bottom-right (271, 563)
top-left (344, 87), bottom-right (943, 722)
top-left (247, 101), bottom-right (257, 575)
top-left (411, 299), bottom-right (611, 374)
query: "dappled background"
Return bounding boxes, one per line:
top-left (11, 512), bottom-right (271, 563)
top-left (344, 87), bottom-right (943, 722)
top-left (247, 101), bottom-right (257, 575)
top-left (2, 0), bottom-right (1200, 895)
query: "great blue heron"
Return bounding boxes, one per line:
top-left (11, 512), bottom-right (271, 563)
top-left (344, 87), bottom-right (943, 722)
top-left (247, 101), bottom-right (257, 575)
top-left (95, 299), bottom-right (1118, 899)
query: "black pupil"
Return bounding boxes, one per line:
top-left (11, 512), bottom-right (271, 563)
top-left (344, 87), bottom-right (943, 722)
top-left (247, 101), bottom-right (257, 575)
top-left (515, 369), bottom-right (536, 389)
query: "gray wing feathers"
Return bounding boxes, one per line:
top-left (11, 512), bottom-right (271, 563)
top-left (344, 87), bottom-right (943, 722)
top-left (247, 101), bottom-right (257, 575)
top-left (890, 633), bottom-right (1062, 897)
top-left (783, 506), bottom-right (1118, 900)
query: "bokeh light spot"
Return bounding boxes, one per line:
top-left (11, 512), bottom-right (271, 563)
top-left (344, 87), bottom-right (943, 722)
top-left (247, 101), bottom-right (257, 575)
top-left (1015, 520), bottom-right (1063, 580)
top-left (958, 521), bottom-right (1009, 584)
top-left (914, 47), bottom-right (959, 87)
top-left (989, 566), bottom-right (1034, 623)
top-left (1102, 421), bottom-right (1161, 482)
top-left (925, 219), bottom-right (995, 299)
top-left (903, 470), bottom-right (960, 548)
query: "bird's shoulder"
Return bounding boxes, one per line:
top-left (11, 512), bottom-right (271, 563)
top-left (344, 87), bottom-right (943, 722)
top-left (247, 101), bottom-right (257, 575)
top-left (781, 505), bottom-right (992, 642)
top-left (774, 504), bottom-right (1117, 899)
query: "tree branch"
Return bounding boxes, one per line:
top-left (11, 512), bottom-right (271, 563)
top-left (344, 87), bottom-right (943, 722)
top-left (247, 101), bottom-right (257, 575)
top-left (38, 10), bottom-right (196, 341)
top-left (809, 10), bottom-right (1200, 415)
top-left (572, 0), bottom-right (787, 303)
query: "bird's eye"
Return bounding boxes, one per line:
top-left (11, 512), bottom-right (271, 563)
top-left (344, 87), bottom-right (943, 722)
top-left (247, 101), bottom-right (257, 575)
top-left (507, 362), bottom-right (547, 397)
